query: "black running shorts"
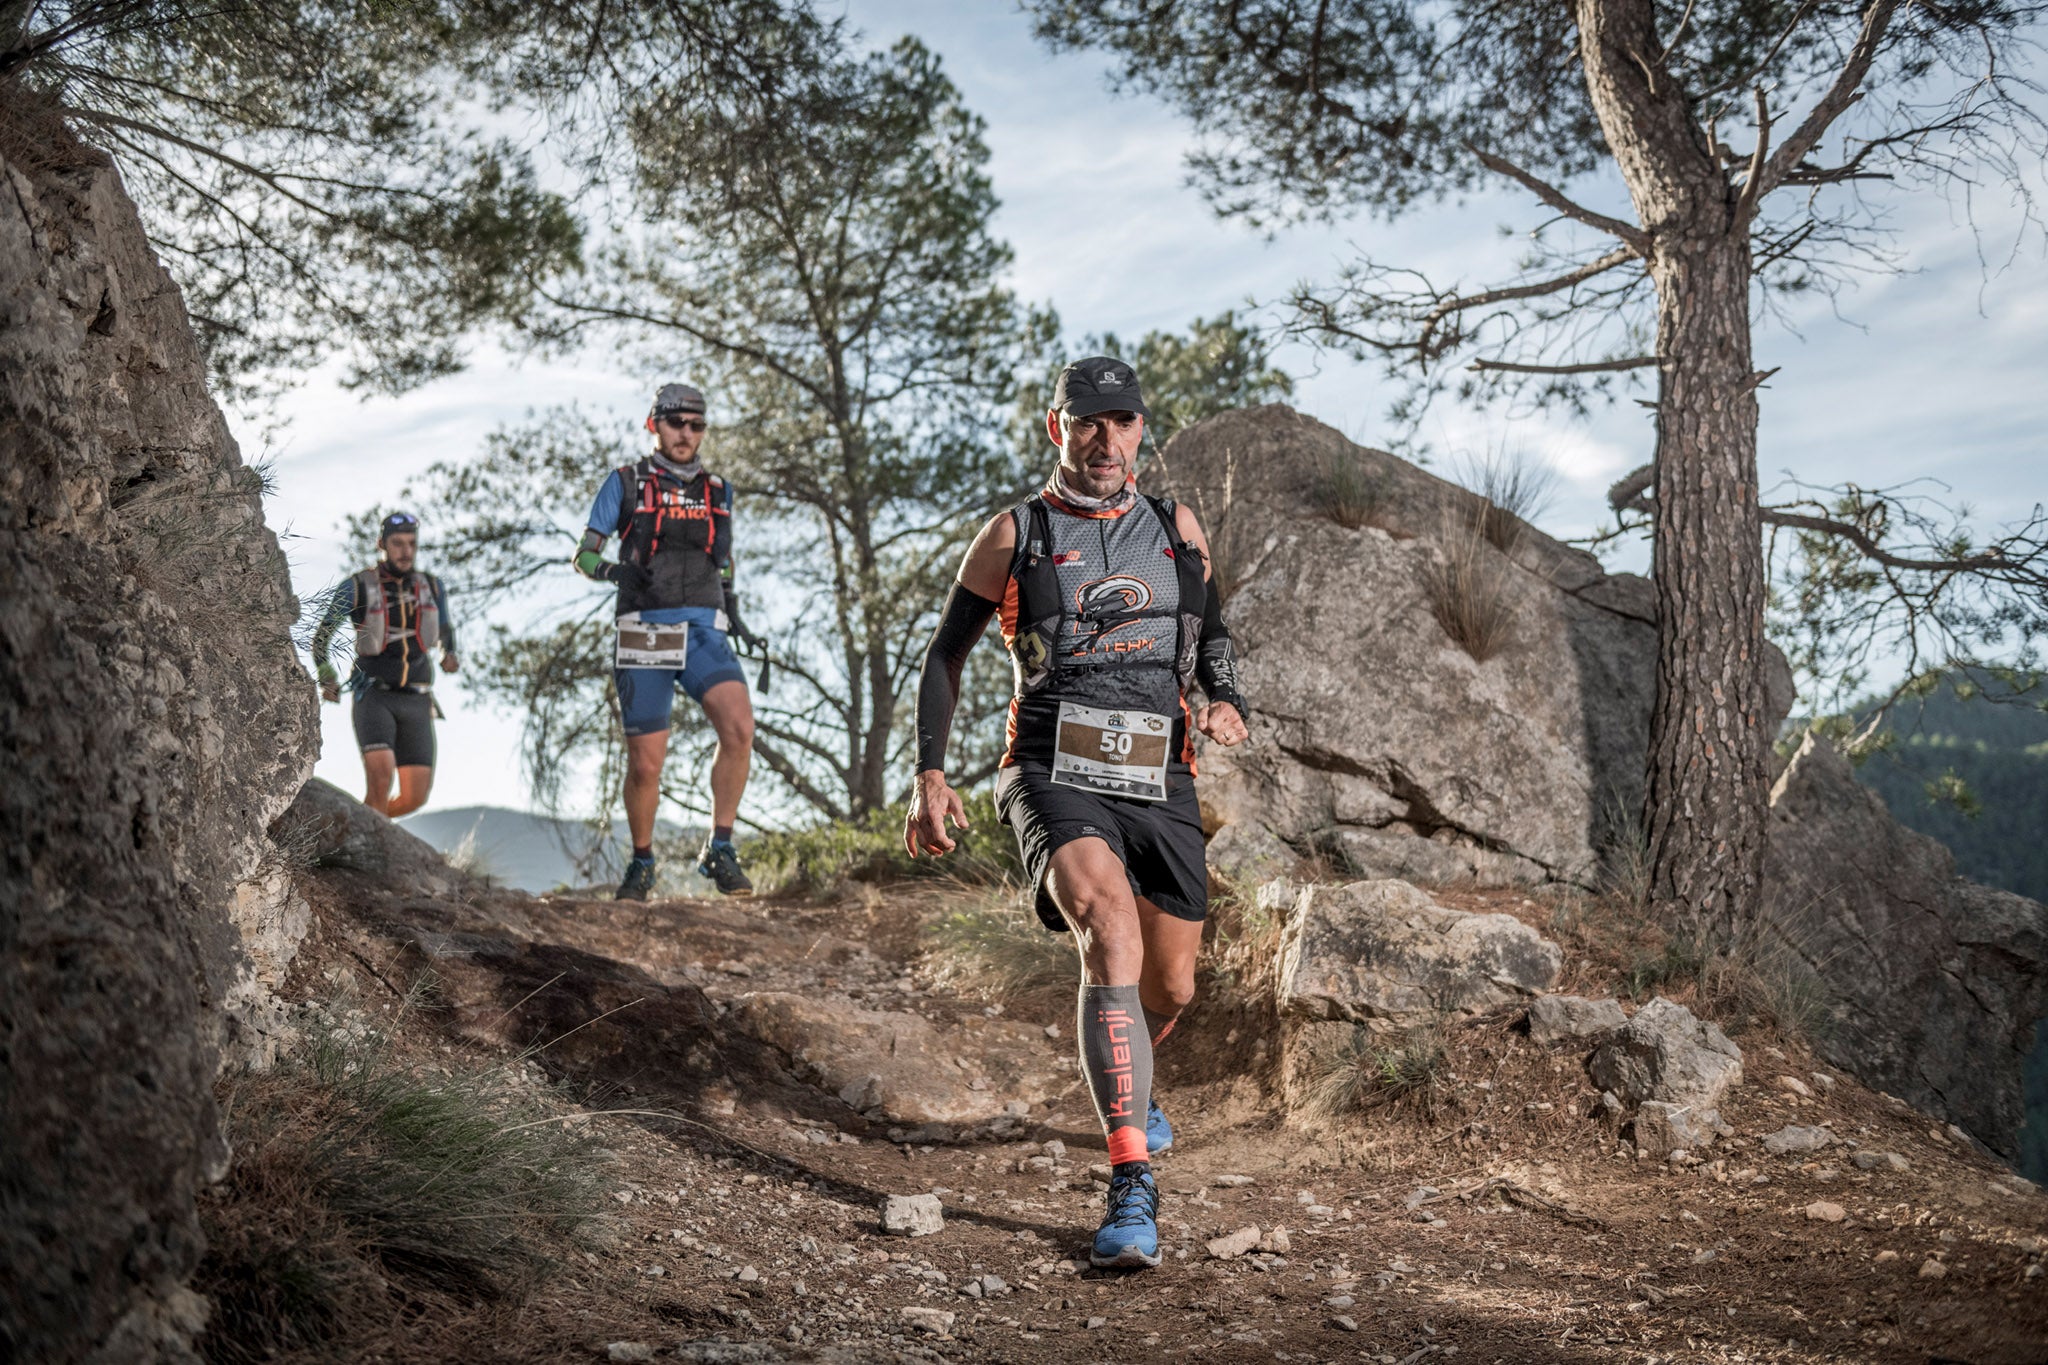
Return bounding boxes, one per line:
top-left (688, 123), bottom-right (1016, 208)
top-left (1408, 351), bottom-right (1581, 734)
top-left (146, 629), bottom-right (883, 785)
top-left (995, 763), bottom-right (1208, 932)
top-left (352, 686), bottom-right (436, 768)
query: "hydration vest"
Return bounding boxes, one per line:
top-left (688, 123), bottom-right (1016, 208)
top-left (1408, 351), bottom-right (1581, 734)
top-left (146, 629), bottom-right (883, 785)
top-left (1001, 491), bottom-right (1207, 763)
top-left (352, 567), bottom-right (439, 658)
top-left (613, 458), bottom-right (730, 567)
top-left (611, 458), bottom-right (731, 615)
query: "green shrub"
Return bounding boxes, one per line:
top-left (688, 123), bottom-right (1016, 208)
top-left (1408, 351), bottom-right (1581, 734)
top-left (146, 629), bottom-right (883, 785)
top-left (746, 788), bottom-right (1019, 896)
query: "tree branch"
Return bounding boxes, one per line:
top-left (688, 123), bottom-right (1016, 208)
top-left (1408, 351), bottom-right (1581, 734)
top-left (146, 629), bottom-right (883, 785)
top-left (1762, 507), bottom-right (2036, 579)
top-left (1732, 86), bottom-right (1772, 228)
top-left (1469, 354), bottom-right (1659, 376)
top-left (1754, 0), bottom-right (1900, 201)
top-left (1466, 144), bottom-right (1651, 253)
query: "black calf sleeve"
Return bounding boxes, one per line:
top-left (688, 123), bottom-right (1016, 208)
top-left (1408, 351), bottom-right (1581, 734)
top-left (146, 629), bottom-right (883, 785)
top-left (915, 582), bottom-right (998, 774)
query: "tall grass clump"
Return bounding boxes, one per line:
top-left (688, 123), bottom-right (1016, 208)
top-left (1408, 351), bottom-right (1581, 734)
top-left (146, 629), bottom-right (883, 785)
top-left (922, 885), bottom-right (1074, 1014)
top-left (1312, 446), bottom-right (1388, 530)
top-left (1421, 506), bottom-right (1518, 661)
top-left (1302, 1022), bottom-right (1450, 1121)
top-left (196, 1015), bottom-right (608, 1364)
top-left (1450, 447), bottom-right (1557, 551)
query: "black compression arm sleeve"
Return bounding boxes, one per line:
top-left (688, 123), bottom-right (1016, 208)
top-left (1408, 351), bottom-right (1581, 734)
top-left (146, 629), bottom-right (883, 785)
top-left (916, 582), bottom-right (999, 774)
top-left (1196, 584), bottom-right (1250, 721)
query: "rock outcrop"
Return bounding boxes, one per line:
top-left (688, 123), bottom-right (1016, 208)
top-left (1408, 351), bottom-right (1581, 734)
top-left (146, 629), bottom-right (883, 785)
top-left (728, 992), bottom-right (1066, 1128)
top-left (1152, 406), bottom-right (1793, 888)
top-left (1159, 407), bottom-right (2042, 1162)
top-left (1270, 879), bottom-right (1562, 1029)
top-left (1764, 734), bottom-right (2048, 1158)
top-left (1, 138), bottom-right (316, 1362)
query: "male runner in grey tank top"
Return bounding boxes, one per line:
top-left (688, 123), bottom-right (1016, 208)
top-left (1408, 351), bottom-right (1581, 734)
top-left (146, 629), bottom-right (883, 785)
top-left (904, 356), bottom-right (1250, 1268)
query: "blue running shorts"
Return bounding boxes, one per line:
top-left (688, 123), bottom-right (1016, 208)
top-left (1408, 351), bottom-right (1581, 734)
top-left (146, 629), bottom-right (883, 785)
top-left (614, 607), bottom-right (747, 736)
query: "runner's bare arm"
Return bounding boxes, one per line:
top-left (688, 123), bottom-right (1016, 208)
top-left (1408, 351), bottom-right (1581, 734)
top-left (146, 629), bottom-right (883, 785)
top-left (1174, 505), bottom-right (1248, 748)
top-left (906, 514), bottom-right (1015, 857)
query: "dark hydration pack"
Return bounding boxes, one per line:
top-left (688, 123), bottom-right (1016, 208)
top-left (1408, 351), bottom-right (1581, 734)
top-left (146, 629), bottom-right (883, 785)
top-left (1006, 492), bottom-right (1206, 698)
top-left (613, 458), bottom-right (730, 569)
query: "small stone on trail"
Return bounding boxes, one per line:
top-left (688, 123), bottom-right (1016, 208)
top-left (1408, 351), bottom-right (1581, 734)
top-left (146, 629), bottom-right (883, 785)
top-left (736, 1265), bottom-right (759, 1281)
top-left (1212, 1173), bottom-right (1255, 1187)
top-left (1403, 1186), bottom-right (1440, 1209)
top-left (1331, 1315), bottom-right (1359, 1332)
top-left (1851, 1150), bottom-right (1910, 1172)
top-left (1919, 1259), bottom-right (1947, 1280)
top-left (1042, 1139), bottom-right (1067, 1159)
top-left (1803, 1201), bottom-right (1846, 1222)
top-left (1776, 1075), bottom-right (1812, 1098)
top-left (1045, 1023), bottom-right (1061, 1039)
top-left (605, 1344), bottom-right (655, 1362)
top-left (1207, 1226), bottom-right (1262, 1259)
top-left (1086, 1316), bottom-right (1108, 1329)
top-left (880, 1192), bottom-right (945, 1237)
top-left (1258, 1226), bottom-right (1292, 1254)
top-left (901, 1306), bottom-right (955, 1335)
top-left (1762, 1124), bottom-right (1833, 1156)
top-left (1875, 1250), bottom-right (1899, 1263)
top-left (1325, 1295), bottom-right (1356, 1309)
top-left (1812, 1072), bottom-right (1836, 1092)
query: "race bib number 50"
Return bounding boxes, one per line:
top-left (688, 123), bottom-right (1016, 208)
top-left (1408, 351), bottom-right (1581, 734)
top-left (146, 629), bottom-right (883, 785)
top-left (616, 612), bottom-right (689, 669)
top-left (1050, 702), bottom-right (1171, 802)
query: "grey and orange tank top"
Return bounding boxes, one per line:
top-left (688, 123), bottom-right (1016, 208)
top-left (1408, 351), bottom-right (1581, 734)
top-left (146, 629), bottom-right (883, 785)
top-left (997, 489), bottom-right (1207, 769)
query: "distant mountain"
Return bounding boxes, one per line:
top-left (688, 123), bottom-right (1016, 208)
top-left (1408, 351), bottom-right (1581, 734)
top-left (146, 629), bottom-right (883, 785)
top-left (399, 805), bottom-right (706, 895)
top-left (1848, 676), bottom-right (2048, 1181)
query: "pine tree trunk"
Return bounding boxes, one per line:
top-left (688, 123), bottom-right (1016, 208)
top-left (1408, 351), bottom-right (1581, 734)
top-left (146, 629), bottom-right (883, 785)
top-left (1574, 0), bottom-right (1770, 946)
top-left (1644, 232), bottom-right (1769, 946)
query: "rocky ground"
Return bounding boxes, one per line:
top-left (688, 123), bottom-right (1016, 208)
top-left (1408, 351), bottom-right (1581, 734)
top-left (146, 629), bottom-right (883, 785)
top-left (236, 800), bottom-right (2048, 1365)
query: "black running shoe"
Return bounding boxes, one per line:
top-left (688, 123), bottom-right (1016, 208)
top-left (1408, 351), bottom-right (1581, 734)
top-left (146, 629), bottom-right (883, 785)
top-left (615, 857), bottom-right (656, 901)
top-left (697, 839), bottom-right (753, 897)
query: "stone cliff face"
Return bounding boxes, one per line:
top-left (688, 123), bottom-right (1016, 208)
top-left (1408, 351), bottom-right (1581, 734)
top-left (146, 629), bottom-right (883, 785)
top-left (1151, 405), bottom-right (1793, 887)
top-left (1156, 406), bottom-right (2045, 1160)
top-left (0, 137), bottom-right (317, 1363)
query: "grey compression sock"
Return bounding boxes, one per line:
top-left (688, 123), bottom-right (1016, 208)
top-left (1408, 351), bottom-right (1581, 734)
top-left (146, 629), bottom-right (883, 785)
top-left (1079, 983), bottom-right (1153, 1166)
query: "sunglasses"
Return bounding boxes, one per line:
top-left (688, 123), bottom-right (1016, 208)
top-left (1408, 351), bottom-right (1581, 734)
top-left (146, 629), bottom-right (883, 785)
top-left (658, 415), bottom-right (708, 433)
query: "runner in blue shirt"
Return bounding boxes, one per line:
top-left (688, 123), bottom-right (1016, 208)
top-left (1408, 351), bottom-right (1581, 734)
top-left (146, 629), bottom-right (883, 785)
top-left (573, 384), bottom-right (760, 898)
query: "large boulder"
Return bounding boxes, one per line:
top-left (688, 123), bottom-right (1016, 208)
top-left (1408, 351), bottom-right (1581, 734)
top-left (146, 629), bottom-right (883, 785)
top-left (1, 134), bottom-right (316, 1363)
top-left (1764, 734), bottom-right (2048, 1158)
top-left (1271, 879), bottom-right (1562, 1029)
top-left (273, 777), bottom-right (464, 898)
top-left (1148, 406), bottom-right (1794, 888)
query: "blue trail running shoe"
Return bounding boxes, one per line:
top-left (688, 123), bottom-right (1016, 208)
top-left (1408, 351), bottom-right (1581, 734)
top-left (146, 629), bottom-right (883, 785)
top-left (1145, 1097), bottom-right (1174, 1155)
top-left (615, 856), bottom-right (656, 901)
top-left (1090, 1165), bottom-right (1162, 1269)
top-left (697, 838), bottom-right (754, 897)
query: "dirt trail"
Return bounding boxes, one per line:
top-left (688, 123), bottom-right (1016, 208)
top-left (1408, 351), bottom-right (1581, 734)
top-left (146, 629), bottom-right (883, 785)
top-left (286, 859), bottom-right (2048, 1364)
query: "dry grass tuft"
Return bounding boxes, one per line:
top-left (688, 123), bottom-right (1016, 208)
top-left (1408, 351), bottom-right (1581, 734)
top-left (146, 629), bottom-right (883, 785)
top-left (1301, 1022), bottom-right (1452, 1122)
top-left (1310, 447), bottom-right (1389, 530)
top-left (1421, 507), bottom-right (1519, 661)
top-left (196, 1005), bottom-right (609, 1364)
top-left (1452, 448), bottom-right (1557, 551)
top-left (1200, 876), bottom-right (1289, 1013)
top-left (921, 883), bottom-right (1074, 1015)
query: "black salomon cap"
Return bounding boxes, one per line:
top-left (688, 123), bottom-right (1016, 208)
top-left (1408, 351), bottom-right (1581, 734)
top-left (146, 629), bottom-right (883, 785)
top-left (650, 382), bottom-right (706, 417)
top-left (379, 511), bottom-right (419, 540)
top-left (1051, 356), bottom-right (1149, 419)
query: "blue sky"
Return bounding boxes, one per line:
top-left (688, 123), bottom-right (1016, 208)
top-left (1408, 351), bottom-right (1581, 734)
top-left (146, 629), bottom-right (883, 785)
top-left (243, 1), bottom-right (2047, 816)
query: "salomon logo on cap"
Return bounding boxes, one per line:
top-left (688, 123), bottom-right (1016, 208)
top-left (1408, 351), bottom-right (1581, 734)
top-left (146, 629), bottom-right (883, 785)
top-left (1052, 356), bottom-right (1149, 419)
